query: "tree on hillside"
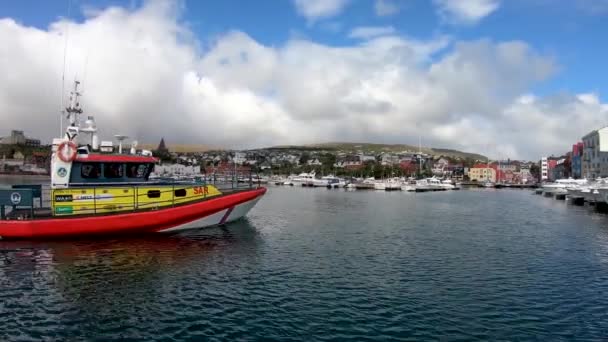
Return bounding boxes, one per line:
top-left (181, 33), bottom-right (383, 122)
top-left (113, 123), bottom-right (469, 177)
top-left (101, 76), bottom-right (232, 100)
top-left (320, 153), bottom-right (336, 171)
top-left (530, 163), bottom-right (540, 181)
top-left (299, 152), bottom-right (310, 165)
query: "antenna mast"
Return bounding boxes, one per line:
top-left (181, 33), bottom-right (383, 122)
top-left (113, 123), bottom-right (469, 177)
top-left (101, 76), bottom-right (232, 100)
top-left (62, 80), bottom-right (83, 142)
top-left (60, 0), bottom-right (72, 135)
top-left (65, 80), bottom-right (83, 127)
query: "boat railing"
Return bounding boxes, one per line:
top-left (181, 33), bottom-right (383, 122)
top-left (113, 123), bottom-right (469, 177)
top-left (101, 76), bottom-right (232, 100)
top-left (0, 170), bottom-right (263, 220)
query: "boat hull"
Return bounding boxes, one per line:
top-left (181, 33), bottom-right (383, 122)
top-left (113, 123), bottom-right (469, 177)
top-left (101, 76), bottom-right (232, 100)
top-left (0, 188), bottom-right (266, 239)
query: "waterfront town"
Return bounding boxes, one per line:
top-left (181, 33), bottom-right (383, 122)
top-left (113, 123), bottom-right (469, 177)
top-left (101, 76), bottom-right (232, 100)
top-left (0, 126), bottom-right (599, 184)
top-left (1, 128), bottom-right (542, 183)
top-left (0, 124), bottom-right (581, 185)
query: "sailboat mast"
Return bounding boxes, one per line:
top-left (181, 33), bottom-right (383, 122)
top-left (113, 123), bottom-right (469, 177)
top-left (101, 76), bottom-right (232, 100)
top-left (418, 135), bottom-right (422, 176)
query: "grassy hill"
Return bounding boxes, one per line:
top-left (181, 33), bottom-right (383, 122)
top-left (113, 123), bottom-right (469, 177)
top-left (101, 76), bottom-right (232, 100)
top-left (272, 142), bottom-right (487, 161)
top-left (139, 143), bottom-right (219, 153)
top-left (137, 140), bottom-right (486, 161)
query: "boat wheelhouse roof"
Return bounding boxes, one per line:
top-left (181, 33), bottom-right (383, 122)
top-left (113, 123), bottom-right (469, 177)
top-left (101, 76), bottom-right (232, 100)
top-left (75, 153), bottom-right (158, 164)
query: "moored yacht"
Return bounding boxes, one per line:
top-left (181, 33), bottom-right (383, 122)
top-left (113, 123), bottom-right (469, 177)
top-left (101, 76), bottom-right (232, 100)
top-left (385, 178), bottom-right (402, 191)
top-left (542, 178), bottom-right (587, 195)
top-left (355, 177), bottom-right (376, 190)
top-left (440, 179), bottom-right (456, 190)
top-left (313, 175), bottom-right (341, 187)
top-left (426, 177), bottom-right (445, 191)
top-left (292, 171), bottom-right (316, 187)
top-left (401, 179), bottom-right (416, 192)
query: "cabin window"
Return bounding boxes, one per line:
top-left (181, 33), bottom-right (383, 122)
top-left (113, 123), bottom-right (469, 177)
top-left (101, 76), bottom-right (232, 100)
top-left (147, 190), bottom-right (161, 198)
top-left (174, 189), bottom-right (187, 197)
top-left (127, 164), bottom-right (148, 178)
top-left (104, 163), bottom-right (124, 178)
top-left (81, 163), bottom-right (101, 179)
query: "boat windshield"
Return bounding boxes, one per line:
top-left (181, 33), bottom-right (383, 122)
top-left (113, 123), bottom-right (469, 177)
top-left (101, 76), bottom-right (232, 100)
top-left (104, 163), bottom-right (124, 178)
top-left (81, 163), bottom-right (101, 179)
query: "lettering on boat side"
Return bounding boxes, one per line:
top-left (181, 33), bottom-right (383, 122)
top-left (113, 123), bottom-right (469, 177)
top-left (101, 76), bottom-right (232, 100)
top-left (55, 207), bottom-right (73, 214)
top-left (57, 167), bottom-right (68, 178)
top-left (10, 192), bottom-right (21, 205)
top-left (73, 194), bottom-right (114, 201)
top-left (193, 186), bottom-right (209, 195)
top-left (55, 195), bottom-right (73, 202)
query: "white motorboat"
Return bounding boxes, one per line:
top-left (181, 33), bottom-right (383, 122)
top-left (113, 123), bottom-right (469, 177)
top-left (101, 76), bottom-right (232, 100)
top-left (440, 179), bottom-right (456, 190)
top-left (542, 178), bottom-right (587, 195)
top-left (569, 178), bottom-right (604, 202)
top-left (426, 177), bottom-right (445, 190)
top-left (374, 181), bottom-right (386, 190)
top-left (415, 179), bottom-right (432, 192)
top-left (292, 171), bottom-right (316, 186)
top-left (593, 184), bottom-right (608, 204)
top-left (385, 178), bottom-right (401, 191)
top-left (481, 180), bottom-right (495, 188)
top-left (353, 177), bottom-right (376, 190)
top-left (313, 175), bottom-right (342, 188)
top-left (372, 178), bottom-right (401, 191)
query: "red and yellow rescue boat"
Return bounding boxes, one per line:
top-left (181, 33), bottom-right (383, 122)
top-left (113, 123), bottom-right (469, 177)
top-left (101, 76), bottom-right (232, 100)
top-left (0, 81), bottom-right (266, 239)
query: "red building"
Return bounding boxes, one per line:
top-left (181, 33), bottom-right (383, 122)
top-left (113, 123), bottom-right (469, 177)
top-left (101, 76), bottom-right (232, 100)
top-left (399, 160), bottom-right (417, 174)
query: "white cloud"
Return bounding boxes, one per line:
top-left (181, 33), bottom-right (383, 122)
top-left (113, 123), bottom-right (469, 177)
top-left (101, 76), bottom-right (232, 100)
top-left (293, 0), bottom-right (350, 22)
top-left (0, 0), bottom-right (605, 159)
top-left (375, 0), bottom-right (400, 16)
top-left (348, 26), bottom-right (396, 39)
top-left (434, 0), bottom-right (501, 24)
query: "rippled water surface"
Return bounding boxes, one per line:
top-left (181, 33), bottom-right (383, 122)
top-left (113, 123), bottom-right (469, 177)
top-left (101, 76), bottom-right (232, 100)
top-left (3, 186), bottom-right (608, 340)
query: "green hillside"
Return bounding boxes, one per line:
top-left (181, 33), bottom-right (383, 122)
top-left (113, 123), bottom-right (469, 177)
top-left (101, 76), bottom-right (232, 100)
top-left (285, 142), bottom-right (486, 161)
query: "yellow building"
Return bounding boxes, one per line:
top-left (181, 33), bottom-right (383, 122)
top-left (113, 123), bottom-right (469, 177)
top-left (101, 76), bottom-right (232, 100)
top-left (468, 167), bottom-right (496, 182)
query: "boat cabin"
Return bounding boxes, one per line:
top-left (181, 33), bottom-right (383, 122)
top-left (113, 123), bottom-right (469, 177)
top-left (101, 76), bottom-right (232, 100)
top-left (69, 154), bottom-right (156, 185)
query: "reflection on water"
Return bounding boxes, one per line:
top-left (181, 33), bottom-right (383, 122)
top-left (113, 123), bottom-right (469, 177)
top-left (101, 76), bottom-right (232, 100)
top-left (0, 221), bottom-right (263, 340)
top-left (3, 187), bottom-right (608, 340)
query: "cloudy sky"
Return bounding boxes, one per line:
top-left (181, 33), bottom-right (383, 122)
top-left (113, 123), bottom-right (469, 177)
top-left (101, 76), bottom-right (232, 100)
top-left (1, 0), bottom-right (607, 159)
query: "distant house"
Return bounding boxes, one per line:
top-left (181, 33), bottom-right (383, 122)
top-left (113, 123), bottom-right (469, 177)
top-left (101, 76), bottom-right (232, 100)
top-left (571, 142), bottom-right (584, 179)
top-left (341, 155), bottom-right (364, 170)
top-left (399, 160), bottom-right (417, 174)
top-left (360, 155), bottom-right (376, 162)
top-left (13, 151), bottom-right (25, 160)
top-left (259, 161), bottom-right (272, 170)
top-left (0, 130), bottom-right (40, 146)
top-left (432, 158), bottom-right (450, 176)
top-left (308, 158), bottom-right (322, 166)
top-left (154, 164), bottom-right (201, 176)
top-left (469, 164), bottom-right (497, 182)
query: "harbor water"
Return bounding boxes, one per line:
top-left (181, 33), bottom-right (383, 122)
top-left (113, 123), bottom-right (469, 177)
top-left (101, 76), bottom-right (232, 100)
top-left (2, 185), bottom-right (608, 340)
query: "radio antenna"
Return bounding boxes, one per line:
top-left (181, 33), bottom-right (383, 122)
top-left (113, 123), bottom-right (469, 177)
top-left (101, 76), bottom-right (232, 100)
top-left (60, 0), bottom-right (72, 136)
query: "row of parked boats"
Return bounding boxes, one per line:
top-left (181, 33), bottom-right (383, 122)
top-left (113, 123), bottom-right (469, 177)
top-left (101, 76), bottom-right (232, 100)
top-left (267, 172), bottom-right (460, 192)
top-left (538, 178), bottom-right (608, 204)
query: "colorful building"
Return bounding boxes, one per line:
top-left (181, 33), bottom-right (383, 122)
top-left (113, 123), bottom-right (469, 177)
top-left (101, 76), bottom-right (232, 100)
top-left (468, 164), bottom-right (497, 182)
top-left (582, 127), bottom-right (608, 179)
top-left (571, 142), bottom-right (584, 179)
top-left (552, 155), bottom-right (571, 180)
top-left (541, 157), bottom-right (558, 181)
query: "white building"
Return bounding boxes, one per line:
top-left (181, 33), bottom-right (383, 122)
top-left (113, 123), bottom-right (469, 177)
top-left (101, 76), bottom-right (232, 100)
top-left (308, 158), bottom-right (322, 166)
top-left (0, 130), bottom-right (41, 146)
top-left (153, 164), bottom-right (201, 177)
top-left (232, 152), bottom-right (247, 165)
top-left (582, 127), bottom-right (608, 179)
top-left (540, 157), bottom-right (548, 181)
